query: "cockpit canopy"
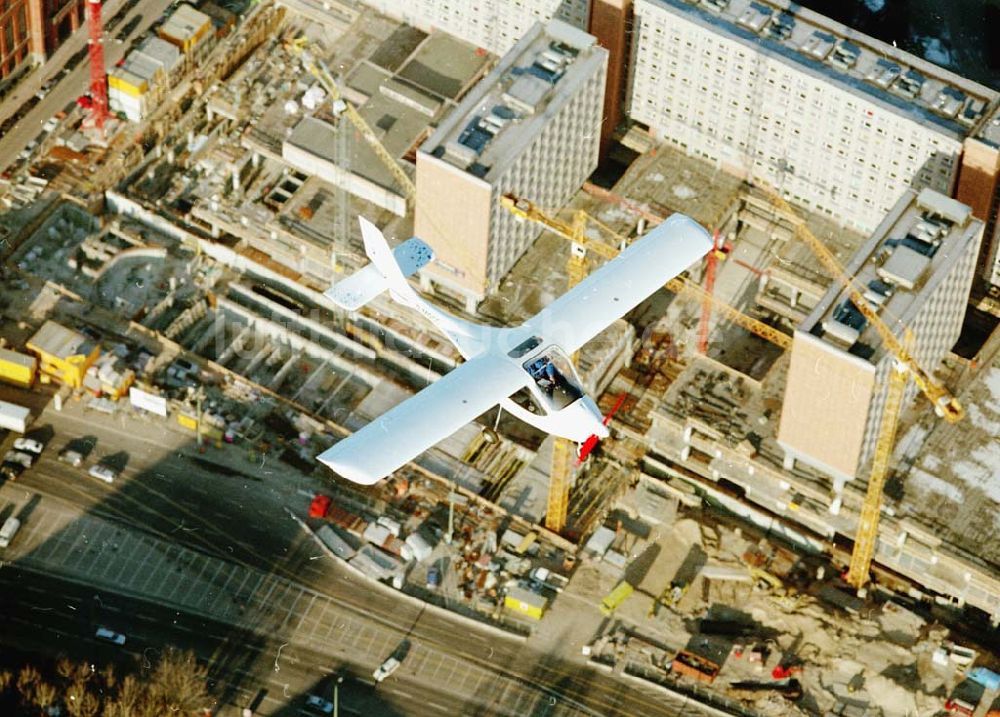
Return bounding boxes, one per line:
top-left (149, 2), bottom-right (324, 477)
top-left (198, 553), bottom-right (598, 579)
top-left (522, 347), bottom-right (584, 412)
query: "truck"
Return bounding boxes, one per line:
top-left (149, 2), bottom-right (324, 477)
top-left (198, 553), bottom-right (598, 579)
top-left (0, 400), bottom-right (31, 433)
top-left (600, 580), bottom-right (634, 616)
top-left (528, 567), bottom-right (569, 593)
top-left (0, 349), bottom-right (37, 388)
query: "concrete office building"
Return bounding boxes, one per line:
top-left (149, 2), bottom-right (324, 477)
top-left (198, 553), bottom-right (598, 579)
top-left (360, 0), bottom-right (591, 55)
top-left (108, 38), bottom-right (182, 122)
top-left (955, 105), bottom-right (1000, 290)
top-left (778, 189), bottom-right (983, 492)
top-left (1, 0), bottom-right (85, 82)
top-left (628, 0), bottom-right (998, 234)
top-left (415, 20), bottom-right (607, 311)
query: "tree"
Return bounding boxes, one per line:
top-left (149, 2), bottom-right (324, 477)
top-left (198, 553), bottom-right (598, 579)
top-left (0, 668), bottom-right (13, 692)
top-left (103, 674), bottom-right (147, 717)
top-left (35, 681), bottom-right (58, 715)
top-left (16, 665), bottom-right (41, 709)
top-left (146, 649), bottom-right (210, 716)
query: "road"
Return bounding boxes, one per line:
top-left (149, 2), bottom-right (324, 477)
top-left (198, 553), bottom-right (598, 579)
top-left (0, 568), bottom-right (470, 717)
top-left (0, 394), bottom-right (734, 716)
top-left (0, 0), bottom-right (176, 173)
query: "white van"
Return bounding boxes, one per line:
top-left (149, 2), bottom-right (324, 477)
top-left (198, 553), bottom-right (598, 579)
top-left (0, 517), bottom-right (21, 548)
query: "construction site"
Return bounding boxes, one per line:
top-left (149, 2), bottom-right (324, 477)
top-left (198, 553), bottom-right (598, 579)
top-left (0, 0), bottom-right (999, 716)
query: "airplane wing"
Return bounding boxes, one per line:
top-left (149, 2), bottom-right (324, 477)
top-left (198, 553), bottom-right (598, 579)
top-left (317, 352), bottom-right (528, 484)
top-left (526, 214), bottom-right (713, 354)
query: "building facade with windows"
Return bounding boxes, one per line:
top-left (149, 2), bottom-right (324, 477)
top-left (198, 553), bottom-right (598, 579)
top-left (360, 0), bottom-right (591, 55)
top-left (628, 0), bottom-right (998, 234)
top-left (0, 0), bottom-right (35, 82)
top-left (955, 106), bottom-right (1000, 291)
top-left (415, 19), bottom-right (607, 311)
top-left (778, 189), bottom-right (983, 492)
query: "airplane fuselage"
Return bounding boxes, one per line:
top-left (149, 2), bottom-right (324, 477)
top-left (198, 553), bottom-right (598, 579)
top-left (391, 288), bottom-right (609, 445)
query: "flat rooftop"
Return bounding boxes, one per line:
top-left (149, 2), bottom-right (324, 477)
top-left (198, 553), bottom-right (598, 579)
top-left (802, 188), bottom-right (982, 364)
top-left (27, 320), bottom-right (94, 360)
top-left (976, 105), bottom-right (1000, 148)
top-left (420, 19), bottom-right (605, 182)
top-left (643, 0), bottom-right (999, 139)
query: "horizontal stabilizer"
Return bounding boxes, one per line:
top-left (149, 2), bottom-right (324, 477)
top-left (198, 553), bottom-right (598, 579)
top-left (325, 236), bottom-right (434, 311)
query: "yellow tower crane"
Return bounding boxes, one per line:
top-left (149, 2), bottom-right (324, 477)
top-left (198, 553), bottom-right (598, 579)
top-left (759, 187), bottom-right (963, 590)
top-left (500, 193), bottom-right (792, 532)
top-left (285, 37), bottom-right (416, 205)
top-left (500, 195), bottom-right (792, 350)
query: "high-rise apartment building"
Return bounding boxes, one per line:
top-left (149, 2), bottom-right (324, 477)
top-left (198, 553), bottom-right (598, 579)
top-left (778, 189), bottom-right (983, 492)
top-left (587, 0), bottom-right (632, 156)
top-left (359, 0), bottom-right (591, 55)
top-left (415, 20), bottom-right (607, 311)
top-left (628, 0), bottom-right (998, 234)
top-left (955, 106), bottom-right (1000, 289)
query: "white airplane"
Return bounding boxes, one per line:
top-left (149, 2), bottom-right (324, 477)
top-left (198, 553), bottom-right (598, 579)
top-left (317, 215), bottom-right (713, 485)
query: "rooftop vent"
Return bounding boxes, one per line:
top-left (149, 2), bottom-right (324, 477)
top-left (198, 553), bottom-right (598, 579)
top-left (444, 140), bottom-right (479, 167)
top-left (800, 31), bottom-right (836, 61)
top-left (492, 104), bottom-right (517, 120)
top-left (455, 116), bottom-right (493, 153)
top-left (932, 86), bottom-right (966, 118)
top-left (737, 2), bottom-right (772, 33)
top-left (767, 13), bottom-right (794, 40)
top-left (863, 278), bottom-right (893, 309)
top-left (912, 216), bottom-right (944, 243)
top-left (891, 69), bottom-right (924, 99)
top-left (700, 0), bottom-right (729, 12)
top-left (504, 75), bottom-right (549, 114)
top-left (877, 245), bottom-right (930, 290)
top-left (916, 188), bottom-right (971, 225)
top-left (548, 41), bottom-right (578, 58)
top-left (866, 59), bottom-right (901, 89)
top-left (958, 97), bottom-right (986, 127)
top-left (827, 40), bottom-right (860, 70)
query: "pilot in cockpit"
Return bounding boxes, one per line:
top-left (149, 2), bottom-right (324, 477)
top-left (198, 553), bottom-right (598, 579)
top-left (536, 361), bottom-right (559, 394)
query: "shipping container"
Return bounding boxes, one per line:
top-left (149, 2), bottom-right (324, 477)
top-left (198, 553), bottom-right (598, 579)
top-left (504, 585), bottom-right (547, 620)
top-left (0, 400), bottom-right (31, 433)
top-left (671, 650), bottom-right (720, 684)
top-left (0, 348), bottom-right (37, 388)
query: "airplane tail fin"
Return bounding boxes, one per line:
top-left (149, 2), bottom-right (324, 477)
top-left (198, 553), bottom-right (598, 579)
top-left (324, 217), bottom-right (434, 311)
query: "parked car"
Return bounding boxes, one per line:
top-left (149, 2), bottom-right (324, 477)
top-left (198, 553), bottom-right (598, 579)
top-left (94, 627), bottom-right (126, 645)
top-left (1, 462), bottom-right (25, 481)
top-left (88, 464), bottom-right (117, 483)
top-left (14, 437), bottom-right (44, 455)
top-left (372, 657), bottom-right (400, 683)
top-left (58, 448), bottom-right (84, 467)
top-left (0, 516), bottom-right (21, 548)
top-left (35, 79), bottom-right (55, 100)
top-left (304, 694), bottom-right (334, 714)
top-left (4, 450), bottom-right (34, 469)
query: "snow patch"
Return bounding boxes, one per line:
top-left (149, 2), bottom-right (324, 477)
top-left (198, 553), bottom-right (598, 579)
top-left (863, 0), bottom-right (885, 12)
top-left (909, 468), bottom-right (964, 503)
top-left (672, 184), bottom-right (697, 199)
top-left (597, 205), bottom-right (631, 224)
top-left (919, 37), bottom-right (952, 67)
top-left (982, 367), bottom-right (1000, 405)
top-left (951, 442), bottom-right (1000, 503)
